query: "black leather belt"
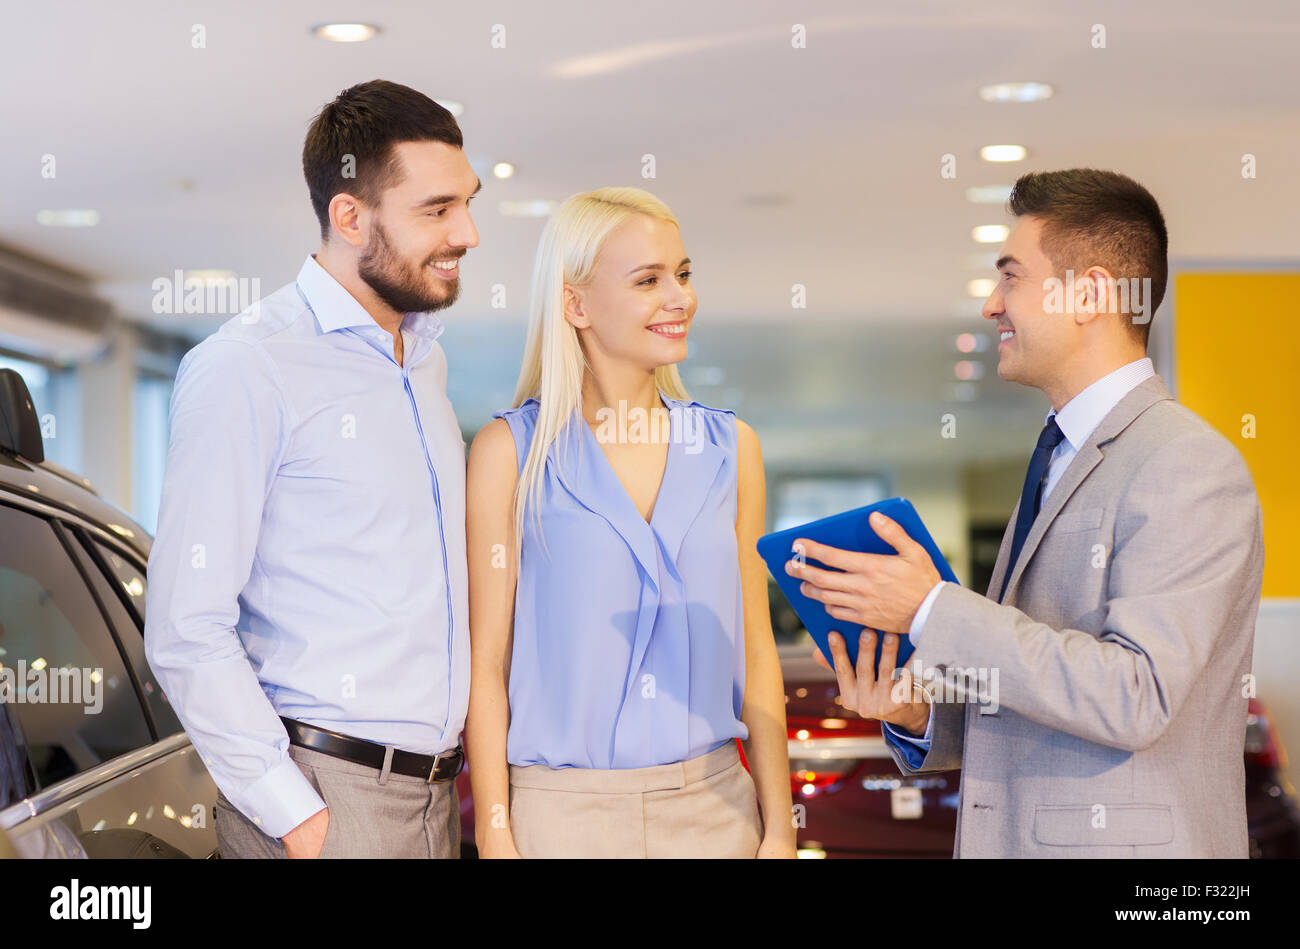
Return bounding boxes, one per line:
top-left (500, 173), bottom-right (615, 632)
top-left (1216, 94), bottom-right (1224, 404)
top-left (280, 717), bottom-right (464, 783)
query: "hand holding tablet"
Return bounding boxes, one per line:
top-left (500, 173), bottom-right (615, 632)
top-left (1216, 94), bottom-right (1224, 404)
top-left (756, 498), bottom-right (960, 675)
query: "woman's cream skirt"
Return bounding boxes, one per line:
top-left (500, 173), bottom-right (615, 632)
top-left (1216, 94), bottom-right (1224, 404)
top-left (508, 740), bottom-right (764, 858)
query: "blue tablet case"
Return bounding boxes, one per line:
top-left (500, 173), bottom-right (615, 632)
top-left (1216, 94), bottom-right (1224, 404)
top-left (757, 497), bottom-right (960, 673)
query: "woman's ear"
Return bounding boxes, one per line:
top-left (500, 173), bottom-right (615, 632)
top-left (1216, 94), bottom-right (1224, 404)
top-left (563, 285), bottom-right (590, 329)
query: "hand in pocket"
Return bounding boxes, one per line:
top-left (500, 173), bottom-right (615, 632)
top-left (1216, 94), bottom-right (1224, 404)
top-left (282, 806), bottom-right (330, 859)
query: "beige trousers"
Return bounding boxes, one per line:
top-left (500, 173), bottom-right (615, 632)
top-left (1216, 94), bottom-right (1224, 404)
top-left (508, 740), bottom-right (763, 858)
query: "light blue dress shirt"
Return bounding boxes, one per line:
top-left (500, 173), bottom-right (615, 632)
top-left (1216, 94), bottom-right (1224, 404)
top-left (144, 255), bottom-right (470, 838)
top-left (884, 357), bottom-right (1156, 762)
top-left (494, 394), bottom-right (749, 770)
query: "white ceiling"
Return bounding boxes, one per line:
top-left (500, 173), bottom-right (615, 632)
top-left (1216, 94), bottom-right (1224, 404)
top-left (4, 0), bottom-right (1298, 469)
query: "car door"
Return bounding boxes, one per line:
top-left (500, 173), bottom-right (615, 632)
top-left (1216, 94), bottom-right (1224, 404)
top-left (0, 501), bottom-right (216, 857)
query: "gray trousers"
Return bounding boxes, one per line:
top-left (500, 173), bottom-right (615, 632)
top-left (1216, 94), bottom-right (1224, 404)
top-left (215, 743), bottom-right (460, 859)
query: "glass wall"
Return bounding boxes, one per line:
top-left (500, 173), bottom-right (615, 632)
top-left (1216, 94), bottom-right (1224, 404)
top-left (1, 338), bottom-right (179, 536)
top-left (770, 475), bottom-right (889, 533)
top-left (0, 353), bottom-right (82, 473)
top-left (130, 372), bottom-right (173, 534)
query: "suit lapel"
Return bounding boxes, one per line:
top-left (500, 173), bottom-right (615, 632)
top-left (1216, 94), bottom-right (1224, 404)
top-left (999, 446), bottom-right (1104, 603)
top-left (985, 510), bottom-right (1018, 600)
top-left (997, 375), bottom-right (1174, 603)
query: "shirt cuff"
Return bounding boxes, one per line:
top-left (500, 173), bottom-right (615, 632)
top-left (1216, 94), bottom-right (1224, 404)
top-left (881, 713), bottom-right (933, 770)
top-left (883, 707), bottom-right (934, 748)
top-left (907, 580), bottom-right (947, 646)
top-left (227, 755), bottom-right (326, 840)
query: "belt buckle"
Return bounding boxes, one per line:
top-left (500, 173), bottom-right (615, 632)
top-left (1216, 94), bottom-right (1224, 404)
top-left (427, 748), bottom-right (457, 784)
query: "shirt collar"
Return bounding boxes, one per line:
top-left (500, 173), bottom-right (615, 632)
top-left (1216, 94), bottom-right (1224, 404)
top-left (295, 254), bottom-right (445, 341)
top-left (1048, 356), bottom-right (1156, 452)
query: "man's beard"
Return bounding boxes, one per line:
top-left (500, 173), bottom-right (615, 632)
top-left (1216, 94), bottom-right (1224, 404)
top-left (357, 219), bottom-right (460, 315)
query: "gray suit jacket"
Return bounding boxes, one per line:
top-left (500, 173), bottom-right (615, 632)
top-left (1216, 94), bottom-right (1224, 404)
top-left (884, 375), bottom-right (1264, 857)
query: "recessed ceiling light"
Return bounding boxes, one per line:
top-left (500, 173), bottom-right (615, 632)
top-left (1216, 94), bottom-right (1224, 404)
top-left (436, 99), bottom-right (464, 118)
top-left (184, 270), bottom-right (238, 286)
top-left (499, 199), bottom-right (557, 218)
top-left (980, 145), bottom-right (1027, 162)
top-left (492, 162), bottom-right (515, 179)
top-left (37, 209), bottom-right (99, 227)
top-left (967, 278), bottom-right (997, 297)
top-left (312, 23), bottom-right (379, 43)
top-left (979, 82), bottom-right (1054, 103)
top-left (972, 225), bottom-right (1009, 244)
top-left (965, 184), bottom-right (1013, 204)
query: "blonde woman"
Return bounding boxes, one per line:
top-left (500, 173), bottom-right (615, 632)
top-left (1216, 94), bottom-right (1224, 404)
top-left (464, 187), bottom-right (794, 858)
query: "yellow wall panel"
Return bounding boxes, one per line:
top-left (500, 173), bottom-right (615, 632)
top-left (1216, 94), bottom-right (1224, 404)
top-left (1174, 273), bottom-right (1299, 597)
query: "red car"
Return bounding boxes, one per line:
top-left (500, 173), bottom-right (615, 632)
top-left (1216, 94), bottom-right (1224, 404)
top-left (456, 643), bottom-right (1300, 858)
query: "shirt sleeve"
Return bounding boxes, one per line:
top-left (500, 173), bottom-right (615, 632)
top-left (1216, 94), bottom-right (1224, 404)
top-left (881, 705), bottom-right (935, 769)
top-left (143, 337), bottom-right (325, 839)
top-left (908, 580), bottom-right (947, 646)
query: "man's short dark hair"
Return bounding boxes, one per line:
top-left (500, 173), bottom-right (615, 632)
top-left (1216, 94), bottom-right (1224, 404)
top-left (1008, 169), bottom-right (1168, 345)
top-left (303, 80), bottom-right (463, 239)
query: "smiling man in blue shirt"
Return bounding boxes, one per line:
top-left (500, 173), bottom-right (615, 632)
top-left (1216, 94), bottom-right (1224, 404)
top-left (144, 80), bottom-right (480, 858)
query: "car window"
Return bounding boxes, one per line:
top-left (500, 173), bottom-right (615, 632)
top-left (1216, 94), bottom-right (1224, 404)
top-left (0, 504), bottom-right (153, 789)
top-left (88, 540), bottom-right (147, 623)
top-left (72, 534), bottom-right (182, 737)
top-left (0, 703), bottom-right (38, 809)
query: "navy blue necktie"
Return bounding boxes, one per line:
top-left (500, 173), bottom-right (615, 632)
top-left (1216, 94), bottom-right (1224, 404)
top-left (1000, 417), bottom-right (1066, 601)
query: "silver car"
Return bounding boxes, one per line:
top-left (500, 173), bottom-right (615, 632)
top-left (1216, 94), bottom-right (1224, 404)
top-left (0, 368), bottom-right (218, 859)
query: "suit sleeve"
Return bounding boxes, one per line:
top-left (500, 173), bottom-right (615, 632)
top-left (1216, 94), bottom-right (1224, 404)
top-left (882, 580), bottom-right (966, 772)
top-left (911, 429), bottom-right (1263, 753)
top-left (883, 694), bottom-right (966, 773)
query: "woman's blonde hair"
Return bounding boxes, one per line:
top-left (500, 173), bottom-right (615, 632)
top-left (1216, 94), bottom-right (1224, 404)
top-left (509, 186), bottom-right (690, 562)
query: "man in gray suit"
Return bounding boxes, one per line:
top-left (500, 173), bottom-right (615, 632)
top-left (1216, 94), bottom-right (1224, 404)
top-left (788, 169), bottom-right (1264, 857)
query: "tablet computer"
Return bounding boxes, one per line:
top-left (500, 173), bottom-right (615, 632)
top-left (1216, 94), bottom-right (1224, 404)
top-left (757, 497), bottom-right (960, 673)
